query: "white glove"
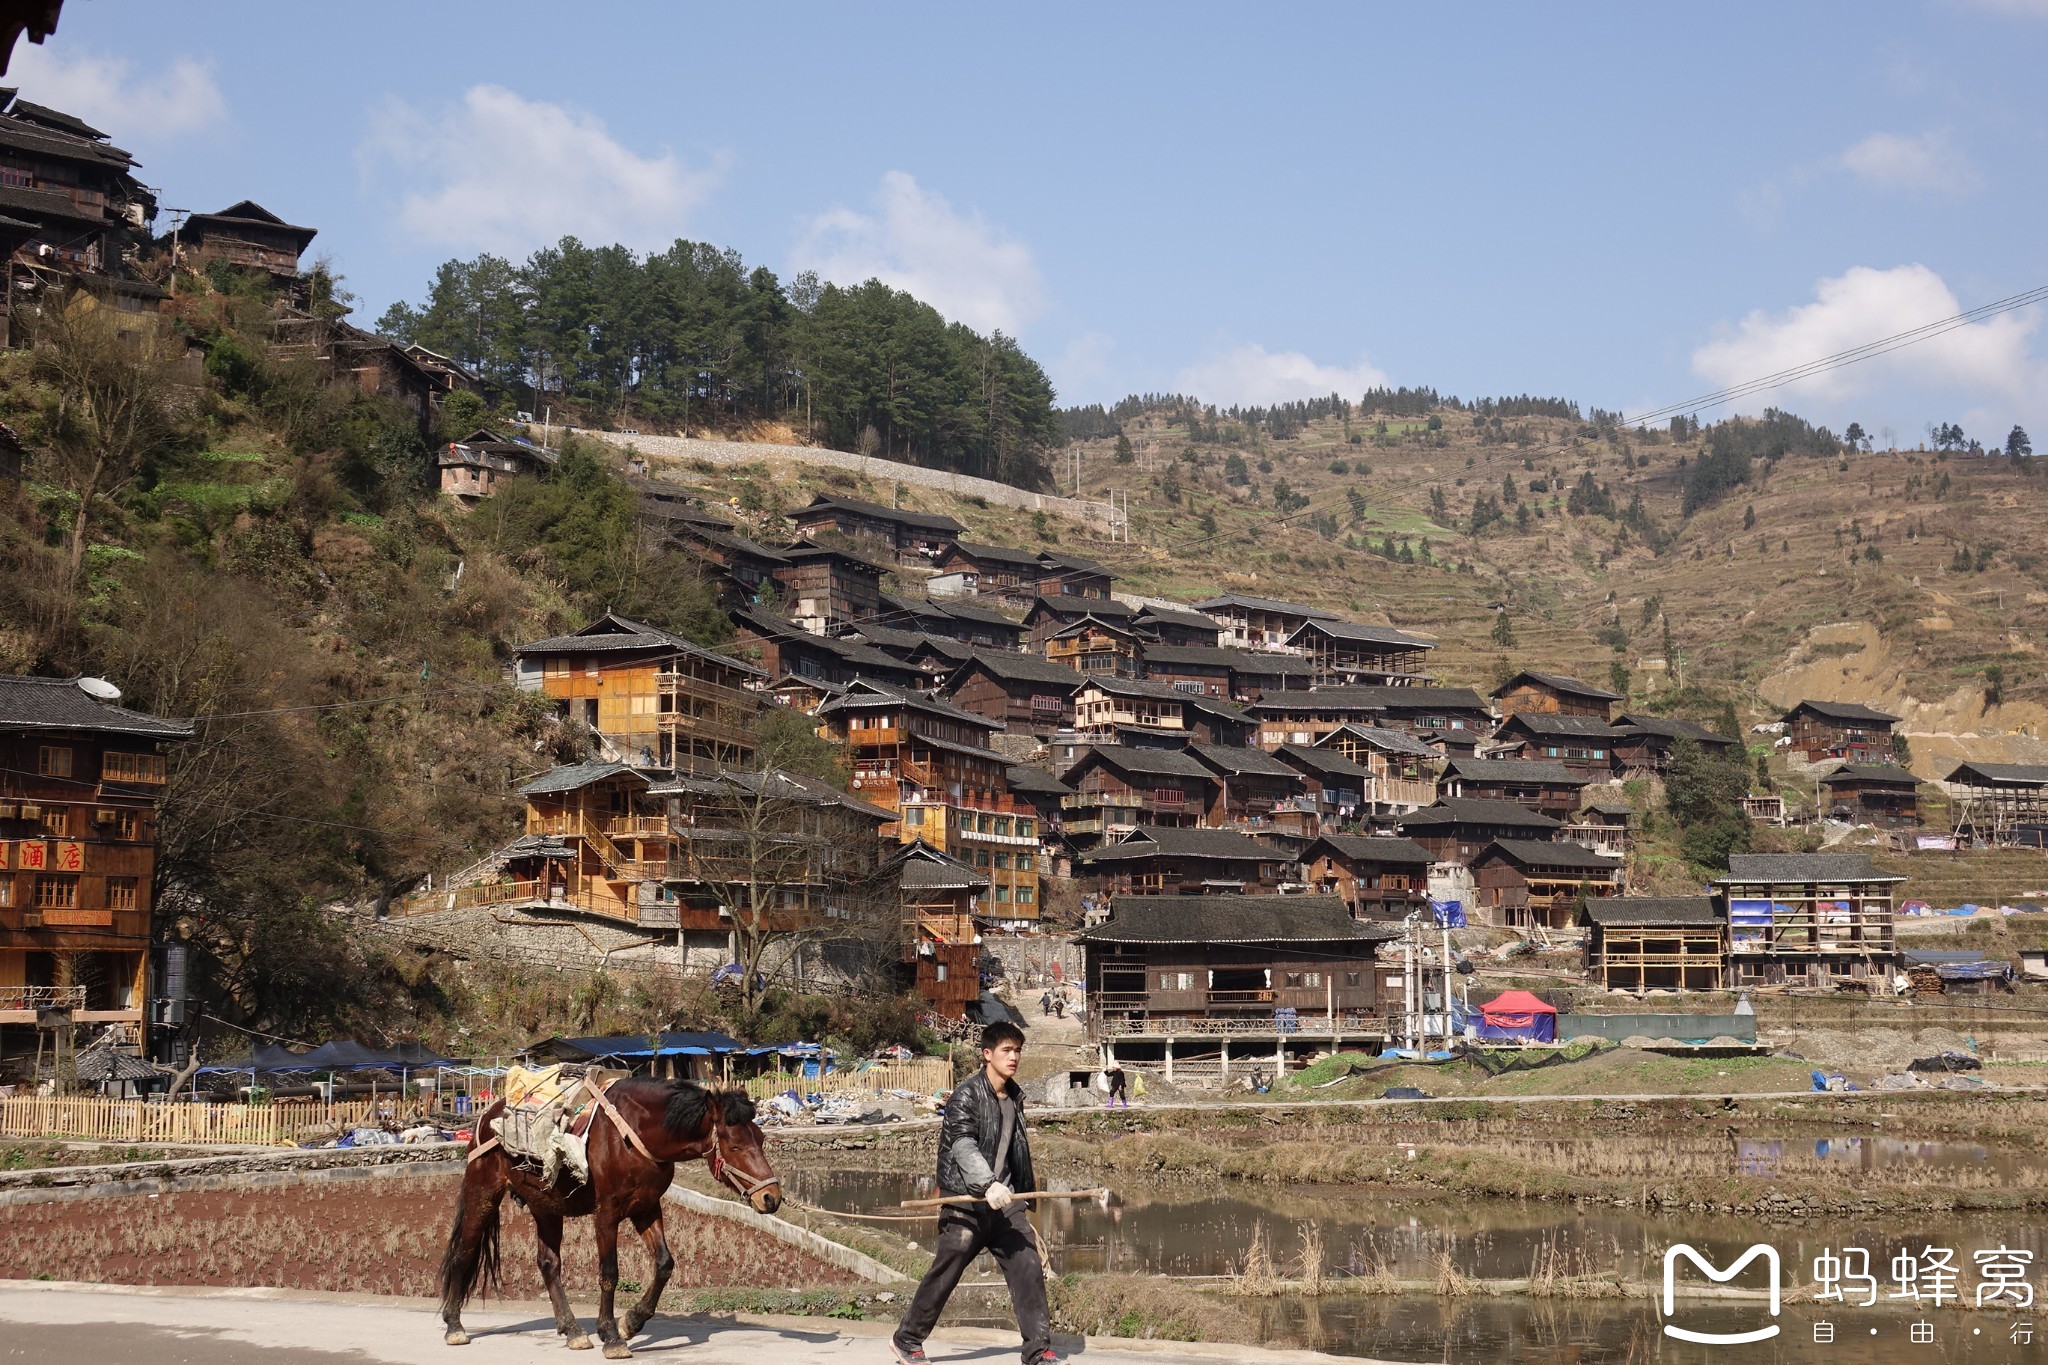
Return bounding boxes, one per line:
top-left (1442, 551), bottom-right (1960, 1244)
top-left (983, 1181), bottom-right (1015, 1210)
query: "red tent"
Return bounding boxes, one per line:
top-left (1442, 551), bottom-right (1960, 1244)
top-left (1477, 989), bottom-right (1557, 1042)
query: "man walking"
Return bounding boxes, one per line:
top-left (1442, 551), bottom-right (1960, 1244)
top-left (891, 1021), bottom-right (1060, 1365)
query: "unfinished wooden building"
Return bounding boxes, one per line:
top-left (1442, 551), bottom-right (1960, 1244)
top-left (1301, 835), bottom-right (1434, 922)
top-left (1193, 594), bottom-right (1336, 652)
top-left (1944, 761), bottom-right (2048, 846)
top-left (1581, 897), bottom-right (1726, 992)
top-left (1285, 619), bottom-right (1436, 685)
top-left (1717, 853), bottom-right (1904, 989)
top-left (513, 613), bottom-right (765, 772)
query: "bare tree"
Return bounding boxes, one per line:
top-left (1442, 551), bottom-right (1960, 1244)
top-left (672, 769), bottom-right (893, 1015)
top-left (29, 292), bottom-right (184, 589)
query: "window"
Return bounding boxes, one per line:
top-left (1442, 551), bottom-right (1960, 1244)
top-left (106, 876), bottom-right (137, 909)
top-left (904, 806), bottom-right (924, 826)
top-left (40, 809), bottom-right (69, 837)
top-left (0, 881), bottom-right (8, 906)
top-left (994, 817), bottom-right (1012, 837)
top-left (37, 747), bottom-right (72, 778)
top-left (1304, 972), bottom-right (1324, 987)
top-left (1016, 885), bottom-right (1034, 903)
top-left (1345, 972), bottom-right (1361, 987)
top-left (1285, 972), bottom-right (1304, 987)
top-left (1174, 680), bottom-right (1205, 694)
top-left (544, 657), bottom-right (570, 678)
top-left (1017, 819), bottom-right (1035, 839)
top-left (34, 876), bottom-right (77, 908)
top-left (1016, 854), bottom-right (1034, 873)
top-left (993, 853), bottom-right (1010, 870)
top-left (102, 752), bottom-right (166, 784)
top-left (1159, 970), bottom-right (1192, 990)
top-left (994, 885), bottom-right (1010, 902)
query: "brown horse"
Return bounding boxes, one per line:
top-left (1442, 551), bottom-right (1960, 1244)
top-left (439, 1077), bottom-right (781, 1359)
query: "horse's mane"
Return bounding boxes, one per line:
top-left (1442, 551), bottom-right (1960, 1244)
top-left (659, 1079), bottom-right (756, 1135)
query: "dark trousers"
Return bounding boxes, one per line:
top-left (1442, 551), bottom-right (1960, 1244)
top-left (894, 1204), bottom-right (1050, 1362)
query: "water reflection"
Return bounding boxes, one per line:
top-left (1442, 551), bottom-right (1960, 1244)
top-left (784, 1168), bottom-right (2048, 1363)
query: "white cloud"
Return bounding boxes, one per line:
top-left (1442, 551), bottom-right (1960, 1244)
top-left (8, 47), bottom-right (223, 142)
top-left (1048, 331), bottom-right (1116, 403)
top-left (1173, 344), bottom-right (1390, 409)
top-left (1838, 131), bottom-right (1978, 195)
top-left (360, 85), bottom-right (721, 256)
top-left (794, 172), bottom-right (1043, 334)
top-left (1690, 264), bottom-right (2039, 408)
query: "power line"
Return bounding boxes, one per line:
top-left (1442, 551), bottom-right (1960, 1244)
top-left (1626, 283), bottom-right (2048, 428)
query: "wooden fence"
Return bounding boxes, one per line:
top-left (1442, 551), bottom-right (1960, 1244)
top-left (741, 1057), bottom-right (954, 1100)
top-left (0, 1096), bottom-right (405, 1147)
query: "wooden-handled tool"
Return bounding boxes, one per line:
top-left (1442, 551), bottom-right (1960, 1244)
top-left (900, 1188), bottom-right (1109, 1209)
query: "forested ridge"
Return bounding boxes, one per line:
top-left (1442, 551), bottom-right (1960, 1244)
top-left (378, 240), bottom-right (1061, 489)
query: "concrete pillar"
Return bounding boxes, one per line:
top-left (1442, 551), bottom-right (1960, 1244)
top-left (1219, 1040), bottom-right (1229, 1085)
top-left (1275, 1034), bottom-right (1286, 1076)
top-left (1163, 1036), bottom-right (1174, 1084)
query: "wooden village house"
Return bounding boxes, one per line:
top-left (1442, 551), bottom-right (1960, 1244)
top-left (1079, 894), bottom-right (1400, 1033)
top-left (1045, 615), bottom-right (1144, 679)
top-left (1469, 839), bottom-right (1622, 930)
top-left (787, 493), bottom-right (963, 565)
top-left (1945, 761), bottom-right (2048, 846)
top-left (1820, 764), bottom-right (1922, 829)
top-left (1717, 853), bottom-right (1904, 989)
top-left (1130, 604), bottom-right (1222, 648)
top-left (1023, 595), bottom-right (1143, 652)
top-left (892, 841), bottom-right (985, 1020)
top-left (727, 607), bottom-right (918, 688)
top-left (1581, 897), bottom-right (1726, 992)
top-left (1783, 700), bottom-right (1901, 765)
top-left (1301, 835), bottom-right (1434, 922)
top-left (933, 542), bottom-right (1047, 608)
top-left (939, 650), bottom-right (1085, 736)
top-left (1489, 670), bottom-right (1621, 721)
top-left (0, 677), bottom-right (191, 1066)
top-left (1193, 594), bottom-right (1335, 652)
top-left (1312, 725), bottom-right (1441, 814)
top-left (771, 542), bottom-right (886, 635)
top-left (1609, 713), bottom-right (1740, 776)
top-left (1488, 713), bottom-right (1626, 780)
top-left (1057, 746), bottom-right (1219, 848)
top-left (1393, 798), bottom-right (1562, 865)
top-left (513, 613), bottom-right (766, 773)
top-left (1078, 825), bottom-right (1288, 896)
top-left (1252, 686), bottom-right (1491, 755)
top-left (437, 427), bottom-right (554, 506)
top-left (1437, 758), bottom-right (1589, 818)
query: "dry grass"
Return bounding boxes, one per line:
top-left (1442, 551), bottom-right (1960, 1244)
top-left (0, 1171), bottom-right (854, 1295)
top-left (1433, 1245), bottom-right (1476, 1298)
top-left (1047, 1272), bottom-right (1259, 1342)
top-left (1227, 1224), bottom-right (1283, 1297)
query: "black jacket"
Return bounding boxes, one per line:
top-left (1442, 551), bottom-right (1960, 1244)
top-left (936, 1070), bottom-right (1035, 1198)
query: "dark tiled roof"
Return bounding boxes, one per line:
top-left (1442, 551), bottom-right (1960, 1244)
top-left (1316, 724), bottom-right (1441, 758)
top-left (817, 678), bottom-right (1000, 730)
top-left (518, 612), bottom-right (767, 677)
top-left (1188, 742), bottom-right (1299, 778)
top-left (1254, 685), bottom-right (1488, 714)
top-left (947, 540), bottom-right (1042, 568)
top-left (778, 541), bottom-right (892, 574)
top-left (1273, 744), bottom-right (1374, 780)
top-left (730, 608), bottom-right (913, 674)
top-left (1139, 645), bottom-right (1243, 670)
top-left (792, 493), bottom-right (963, 535)
top-left (1081, 674), bottom-right (1202, 702)
top-left (0, 676), bottom-right (194, 739)
top-left (1582, 896), bottom-right (1719, 926)
top-left (1003, 765), bottom-right (1074, 796)
top-left (1499, 713), bottom-right (1624, 739)
top-left (1038, 550), bottom-right (1113, 577)
top-left (1786, 699), bottom-right (1901, 725)
top-left (1720, 853), bottom-right (1907, 884)
top-left (897, 840), bottom-right (988, 891)
top-left (1303, 834), bottom-right (1434, 866)
top-left (1288, 619), bottom-right (1435, 649)
top-left (1823, 764), bottom-right (1920, 786)
top-left (0, 181), bottom-right (107, 226)
top-left (1061, 745), bottom-right (1213, 782)
top-left (1081, 824), bottom-right (1281, 864)
top-left (1442, 758), bottom-right (1589, 786)
top-left (1025, 595), bottom-right (1141, 623)
top-left (948, 650), bottom-right (1086, 689)
top-left (1614, 713), bottom-right (1736, 746)
top-left (1077, 893), bottom-right (1398, 946)
top-left (1493, 670), bottom-right (1622, 702)
top-left (519, 761), bottom-right (648, 796)
top-left (1477, 838), bottom-right (1615, 870)
top-left (1947, 761), bottom-right (2048, 787)
top-left (1396, 799), bottom-right (1562, 831)
top-left (1132, 604), bottom-right (1221, 630)
top-left (927, 598), bottom-right (1027, 631)
top-left (1193, 593), bottom-right (1339, 619)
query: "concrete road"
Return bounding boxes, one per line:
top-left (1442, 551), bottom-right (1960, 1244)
top-left (0, 1281), bottom-right (1370, 1365)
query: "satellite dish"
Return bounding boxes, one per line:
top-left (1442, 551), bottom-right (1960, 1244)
top-left (76, 677), bottom-right (122, 702)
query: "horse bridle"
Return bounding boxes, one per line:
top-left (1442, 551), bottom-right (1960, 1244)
top-left (708, 1124), bottom-right (780, 1201)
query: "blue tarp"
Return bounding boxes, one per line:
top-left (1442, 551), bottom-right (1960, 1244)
top-left (533, 1030), bottom-right (745, 1061)
top-left (1431, 899), bottom-right (1467, 928)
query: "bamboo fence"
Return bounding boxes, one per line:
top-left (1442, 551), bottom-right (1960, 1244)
top-left (740, 1057), bottom-right (953, 1100)
top-left (0, 1096), bottom-right (402, 1147)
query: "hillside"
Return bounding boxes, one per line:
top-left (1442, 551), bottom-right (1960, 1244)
top-left (622, 399), bottom-right (2048, 782)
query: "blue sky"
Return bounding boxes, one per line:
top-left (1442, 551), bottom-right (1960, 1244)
top-left (25, 2), bottom-right (2048, 443)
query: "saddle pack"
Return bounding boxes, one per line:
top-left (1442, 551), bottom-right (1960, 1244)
top-left (486, 1062), bottom-right (624, 1186)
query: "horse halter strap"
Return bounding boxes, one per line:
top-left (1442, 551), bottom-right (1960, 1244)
top-left (710, 1125), bottom-right (779, 1200)
top-left (583, 1076), bottom-right (658, 1164)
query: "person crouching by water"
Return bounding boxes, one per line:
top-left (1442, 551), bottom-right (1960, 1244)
top-left (891, 1021), bottom-right (1061, 1365)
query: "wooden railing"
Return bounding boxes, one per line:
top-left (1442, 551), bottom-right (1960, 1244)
top-left (0, 1096), bottom-right (400, 1146)
top-left (0, 985), bottom-right (86, 1011)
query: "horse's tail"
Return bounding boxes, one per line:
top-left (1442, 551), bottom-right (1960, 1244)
top-left (439, 1177), bottom-right (503, 1319)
